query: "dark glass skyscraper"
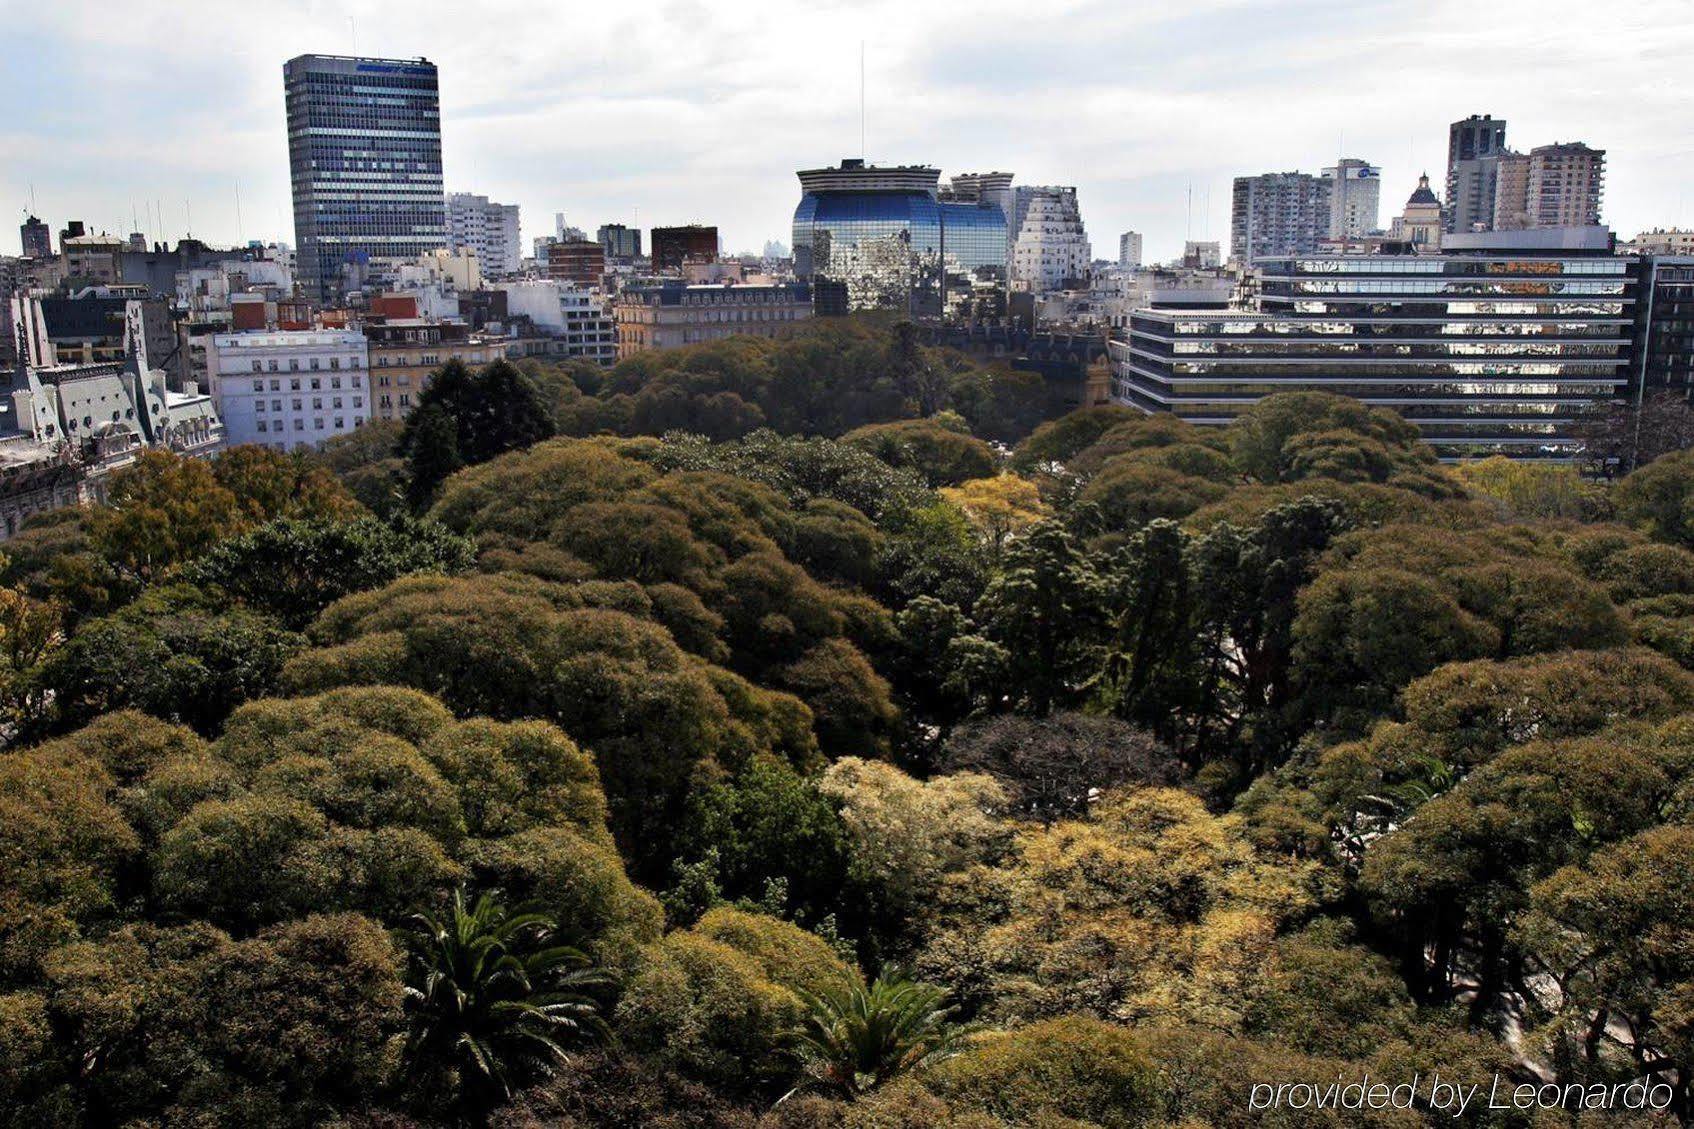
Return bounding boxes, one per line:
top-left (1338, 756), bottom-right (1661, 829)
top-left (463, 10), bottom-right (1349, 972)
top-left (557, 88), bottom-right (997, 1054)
top-left (283, 54), bottom-right (446, 303)
top-left (792, 159), bottom-right (1008, 319)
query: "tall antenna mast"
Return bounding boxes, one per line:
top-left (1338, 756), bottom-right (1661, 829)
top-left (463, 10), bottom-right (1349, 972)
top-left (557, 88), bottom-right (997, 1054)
top-left (860, 42), bottom-right (866, 159)
top-left (234, 179), bottom-right (244, 245)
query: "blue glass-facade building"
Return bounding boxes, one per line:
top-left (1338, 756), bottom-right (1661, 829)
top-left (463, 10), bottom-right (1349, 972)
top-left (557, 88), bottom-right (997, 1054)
top-left (284, 54), bottom-right (447, 303)
top-left (792, 160), bottom-right (1008, 319)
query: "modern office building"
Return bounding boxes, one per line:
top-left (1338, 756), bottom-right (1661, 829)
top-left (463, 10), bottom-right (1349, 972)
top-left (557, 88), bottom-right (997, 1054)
top-left (651, 225), bottom-right (719, 270)
top-left (283, 54), bottom-right (447, 303)
top-left (1119, 231), bottom-right (1143, 270)
top-left (1010, 186), bottom-right (1091, 295)
top-left (500, 280), bottom-right (617, 366)
top-left (1110, 226), bottom-right (1638, 456)
top-left (206, 328), bottom-right (371, 449)
top-left (1635, 255), bottom-right (1694, 399)
top-left (19, 215), bottom-right (50, 259)
top-left (1323, 159), bottom-right (1381, 238)
top-left (446, 192), bottom-right (521, 278)
top-left (598, 223), bottom-right (642, 263)
top-left (614, 281), bottom-right (813, 357)
top-left (1445, 114), bottom-right (1509, 234)
top-left (1230, 172), bottom-right (1332, 263)
top-left (791, 158), bottom-right (1010, 318)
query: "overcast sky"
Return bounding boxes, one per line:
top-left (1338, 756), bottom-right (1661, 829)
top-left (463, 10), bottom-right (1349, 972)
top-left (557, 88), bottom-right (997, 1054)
top-left (4, 0), bottom-right (1693, 264)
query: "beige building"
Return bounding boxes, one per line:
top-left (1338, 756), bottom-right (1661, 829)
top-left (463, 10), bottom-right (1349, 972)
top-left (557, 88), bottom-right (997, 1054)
top-left (1491, 152), bottom-right (1532, 230)
top-left (615, 282), bottom-right (813, 358)
top-left (365, 318), bottom-right (506, 421)
top-left (1389, 174), bottom-right (1443, 250)
top-left (1634, 228), bottom-right (1694, 255)
top-left (1525, 142), bottom-right (1605, 228)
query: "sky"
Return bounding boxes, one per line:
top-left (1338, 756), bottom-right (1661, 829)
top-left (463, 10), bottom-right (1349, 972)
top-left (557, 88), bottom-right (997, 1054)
top-left (3, 0), bottom-right (1694, 264)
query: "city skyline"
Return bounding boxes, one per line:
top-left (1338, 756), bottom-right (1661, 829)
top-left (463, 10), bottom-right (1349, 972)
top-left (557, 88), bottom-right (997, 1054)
top-left (4, 0), bottom-right (1694, 263)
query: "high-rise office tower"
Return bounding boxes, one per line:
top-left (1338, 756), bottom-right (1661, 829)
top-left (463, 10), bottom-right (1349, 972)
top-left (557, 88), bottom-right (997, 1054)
top-left (447, 192), bottom-right (521, 277)
top-left (598, 224), bottom-right (642, 262)
top-left (1118, 231), bottom-right (1142, 269)
top-left (1491, 153), bottom-right (1533, 231)
top-left (283, 54), bottom-right (447, 303)
top-left (1445, 114), bottom-right (1508, 234)
top-left (1322, 158), bottom-right (1381, 238)
top-left (1230, 172), bottom-right (1332, 262)
top-left (19, 215), bottom-right (51, 259)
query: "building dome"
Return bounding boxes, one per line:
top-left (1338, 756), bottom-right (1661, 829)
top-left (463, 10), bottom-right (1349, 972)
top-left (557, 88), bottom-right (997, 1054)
top-left (1406, 173), bottom-right (1440, 207)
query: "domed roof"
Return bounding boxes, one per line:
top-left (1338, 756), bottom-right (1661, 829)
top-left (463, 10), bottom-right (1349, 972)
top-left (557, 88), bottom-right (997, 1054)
top-left (1406, 173), bottom-right (1440, 206)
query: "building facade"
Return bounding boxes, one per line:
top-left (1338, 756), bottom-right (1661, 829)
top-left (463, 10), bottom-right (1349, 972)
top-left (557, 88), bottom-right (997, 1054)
top-left (598, 224), bottom-right (642, 263)
top-left (1119, 231), bottom-right (1143, 270)
top-left (366, 318), bottom-right (504, 420)
top-left (1183, 241), bottom-right (1222, 269)
top-left (614, 282), bottom-right (812, 357)
top-left (1389, 175), bottom-right (1445, 250)
top-left (283, 55), bottom-right (447, 303)
top-left (19, 215), bottom-right (50, 259)
top-left (447, 192), bottom-right (521, 278)
top-left (207, 329), bottom-right (370, 449)
top-left (1323, 159), bottom-right (1381, 238)
top-left (1230, 172), bottom-right (1332, 263)
top-left (1445, 114), bottom-right (1509, 234)
top-left (1526, 143), bottom-right (1606, 229)
top-left (545, 240), bottom-right (605, 288)
top-left (1010, 186), bottom-right (1091, 295)
top-left (1111, 227), bottom-right (1637, 456)
top-left (651, 225), bottom-right (719, 270)
top-left (500, 280), bottom-right (617, 365)
top-left (791, 159), bottom-right (1009, 318)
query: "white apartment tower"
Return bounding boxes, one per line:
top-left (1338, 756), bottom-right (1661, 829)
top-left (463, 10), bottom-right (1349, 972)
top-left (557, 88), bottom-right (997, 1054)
top-left (1322, 159), bottom-right (1381, 238)
top-left (1118, 231), bottom-right (1143, 269)
top-left (447, 192), bottom-right (522, 278)
top-left (1011, 186), bottom-right (1091, 294)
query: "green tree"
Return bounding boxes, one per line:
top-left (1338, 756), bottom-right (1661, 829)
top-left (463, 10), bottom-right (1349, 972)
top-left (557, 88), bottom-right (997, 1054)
top-left (402, 888), bottom-right (611, 1116)
top-left (973, 522), bottom-right (1107, 715)
top-left (181, 514), bottom-right (476, 629)
top-left (1615, 447), bottom-right (1694, 546)
top-left (405, 402), bottom-right (466, 509)
top-left (786, 969), bottom-right (964, 1101)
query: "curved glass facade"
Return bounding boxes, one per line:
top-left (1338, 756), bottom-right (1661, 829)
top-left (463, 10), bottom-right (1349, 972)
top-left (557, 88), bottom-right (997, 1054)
top-left (792, 170), bottom-right (1007, 319)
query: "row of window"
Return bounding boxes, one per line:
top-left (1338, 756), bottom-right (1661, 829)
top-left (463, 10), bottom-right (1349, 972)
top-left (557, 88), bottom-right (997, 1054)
top-left (249, 375), bottom-right (362, 391)
top-left (255, 417), bottom-right (351, 433)
top-left (248, 356), bottom-right (360, 373)
top-left (255, 397), bottom-right (361, 411)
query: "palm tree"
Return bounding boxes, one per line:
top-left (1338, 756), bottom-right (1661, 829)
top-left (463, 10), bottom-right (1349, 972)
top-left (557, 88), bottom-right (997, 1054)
top-left (785, 968), bottom-right (965, 1101)
top-left (402, 888), bottom-right (611, 1115)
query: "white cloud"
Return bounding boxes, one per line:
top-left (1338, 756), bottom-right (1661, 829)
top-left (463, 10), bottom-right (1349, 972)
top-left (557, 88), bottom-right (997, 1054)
top-left (3, 0), bottom-right (1693, 260)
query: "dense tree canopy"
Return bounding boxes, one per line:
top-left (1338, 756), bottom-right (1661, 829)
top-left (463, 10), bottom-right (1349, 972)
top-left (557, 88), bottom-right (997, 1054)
top-left (9, 319), bottom-right (1694, 1126)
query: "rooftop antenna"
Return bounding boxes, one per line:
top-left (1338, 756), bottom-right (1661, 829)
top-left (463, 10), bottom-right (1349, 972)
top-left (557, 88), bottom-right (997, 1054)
top-left (860, 41), bottom-right (866, 159)
top-left (350, 16), bottom-right (358, 56)
top-left (1186, 182), bottom-right (1193, 241)
top-left (234, 179), bottom-right (244, 244)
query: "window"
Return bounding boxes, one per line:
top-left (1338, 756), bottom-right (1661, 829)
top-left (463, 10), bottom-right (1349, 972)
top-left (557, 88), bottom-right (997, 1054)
top-left (334, 417), bottom-right (344, 429)
top-left (251, 361), bottom-right (262, 373)
top-left (310, 377), bottom-right (321, 390)
top-left (268, 360), bottom-right (278, 372)
top-left (290, 378), bottom-right (301, 391)
top-left (332, 398), bottom-right (343, 409)
top-left (293, 419), bottom-right (304, 431)
top-left (331, 376), bottom-right (342, 389)
top-left (312, 398), bottom-right (323, 410)
top-left (272, 399), bottom-right (281, 411)
top-left (256, 400), bottom-right (265, 413)
top-left (353, 396), bottom-right (363, 408)
top-left (289, 359), bottom-right (299, 371)
top-left (314, 418), bottom-right (325, 430)
top-left (330, 357), bottom-right (341, 370)
top-left (310, 358), bottom-right (320, 370)
top-left (292, 398), bottom-right (302, 410)
top-left (252, 380), bottom-right (263, 392)
top-left (257, 420), bottom-right (268, 433)
top-left (269, 379), bottom-right (280, 392)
